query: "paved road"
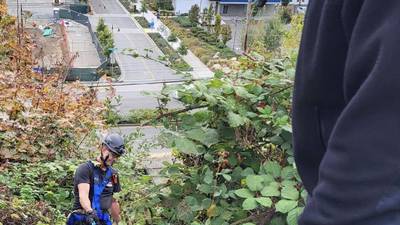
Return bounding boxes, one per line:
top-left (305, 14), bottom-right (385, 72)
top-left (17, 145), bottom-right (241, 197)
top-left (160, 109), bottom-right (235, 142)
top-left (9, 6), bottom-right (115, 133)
top-left (89, 0), bottom-right (187, 112)
top-left (112, 126), bottom-right (173, 184)
top-left (7, 0), bottom-right (75, 18)
top-left (90, 0), bottom-right (181, 82)
top-left (96, 83), bottom-right (182, 114)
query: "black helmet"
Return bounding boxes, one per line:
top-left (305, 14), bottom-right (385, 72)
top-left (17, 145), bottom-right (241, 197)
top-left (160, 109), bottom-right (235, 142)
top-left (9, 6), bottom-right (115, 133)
top-left (102, 133), bottom-right (125, 156)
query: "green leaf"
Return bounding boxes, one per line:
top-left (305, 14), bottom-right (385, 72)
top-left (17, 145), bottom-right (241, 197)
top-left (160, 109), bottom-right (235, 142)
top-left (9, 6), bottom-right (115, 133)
top-left (275, 200), bottom-right (298, 213)
top-left (186, 128), bottom-right (219, 147)
top-left (246, 175), bottom-right (264, 191)
top-left (242, 198), bottom-right (258, 210)
top-left (175, 138), bottom-right (199, 155)
top-left (264, 161), bottom-right (281, 178)
top-left (242, 223), bottom-right (256, 225)
top-left (287, 207), bottom-right (304, 225)
top-left (201, 198), bottom-right (212, 209)
top-left (241, 167), bottom-right (255, 177)
top-left (198, 184), bottom-right (213, 194)
top-left (281, 166), bottom-right (294, 180)
top-left (261, 174), bottom-right (275, 185)
top-left (234, 86), bottom-right (255, 99)
top-left (234, 188), bottom-right (254, 199)
top-left (204, 153), bottom-right (214, 162)
top-left (261, 182), bottom-right (280, 197)
top-left (185, 196), bottom-right (200, 211)
top-left (270, 217), bottom-right (286, 225)
top-left (209, 78), bottom-right (224, 88)
top-left (281, 185), bottom-right (299, 200)
top-left (222, 174), bottom-right (231, 181)
top-left (255, 197), bottom-right (272, 207)
top-left (227, 112), bottom-right (248, 127)
top-left (204, 168), bottom-right (214, 184)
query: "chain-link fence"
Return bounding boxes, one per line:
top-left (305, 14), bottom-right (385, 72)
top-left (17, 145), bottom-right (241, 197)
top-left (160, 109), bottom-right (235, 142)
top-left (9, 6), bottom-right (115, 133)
top-left (59, 8), bottom-right (110, 81)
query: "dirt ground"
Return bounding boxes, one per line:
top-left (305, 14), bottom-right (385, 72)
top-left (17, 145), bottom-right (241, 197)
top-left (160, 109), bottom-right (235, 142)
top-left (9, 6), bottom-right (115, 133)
top-left (26, 21), bottom-right (69, 69)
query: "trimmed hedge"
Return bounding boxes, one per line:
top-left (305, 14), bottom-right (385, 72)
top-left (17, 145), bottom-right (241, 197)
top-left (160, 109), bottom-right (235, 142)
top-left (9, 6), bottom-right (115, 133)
top-left (135, 16), bottom-right (150, 28)
top-left (148, 33), bottom-right (192, 72)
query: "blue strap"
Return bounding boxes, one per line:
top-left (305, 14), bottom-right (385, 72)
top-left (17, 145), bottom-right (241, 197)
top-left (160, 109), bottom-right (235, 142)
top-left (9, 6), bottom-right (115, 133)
top-left (91, 166), bottom-right (113, 225)
top-left (66, 212), bottom-right (91, 225)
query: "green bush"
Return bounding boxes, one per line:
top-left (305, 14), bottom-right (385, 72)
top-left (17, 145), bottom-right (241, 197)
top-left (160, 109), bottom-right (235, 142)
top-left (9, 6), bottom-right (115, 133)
top-left (96, 17), bottom-right (115, 58)
top-left (264, 17), bottom-right (285, 52)
top-left (217, 40), bottom-right (225, 49)
top-left (173, 16), bottom-right (194, 27)
top-left (0, 160), bottom-right (83, 224)
top-left (190, 26), bottom-right (202, 35)
top-left (205, 35), bottom-right (218, 44)
top-left (119, 0), bottom-right (138, 13)
top-left (167, 33), bottom-right (177, 42)
top-left (162, 18), bottom-right (237, 65)
top-left (278, 6), bottom-right (292, 24)
top-left (126, 109), bottom-right (158, 124)
top-left (135, 16), bottom-right (150, 28)
top-left (157, 0), bottom-right (174, 10)
top-left (178, 44), bottom-right (188, 55)
top-left (188, 4), bottom-right (200, 24)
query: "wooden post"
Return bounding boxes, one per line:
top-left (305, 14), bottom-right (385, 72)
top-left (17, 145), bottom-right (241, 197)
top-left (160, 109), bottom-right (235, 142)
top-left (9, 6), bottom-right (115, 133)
top-left (243, 0), bottom-right (252, 53)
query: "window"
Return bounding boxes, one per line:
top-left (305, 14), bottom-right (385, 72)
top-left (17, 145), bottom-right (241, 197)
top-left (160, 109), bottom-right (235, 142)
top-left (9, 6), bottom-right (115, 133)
top-left (222, 5), bottom-right (228, 14)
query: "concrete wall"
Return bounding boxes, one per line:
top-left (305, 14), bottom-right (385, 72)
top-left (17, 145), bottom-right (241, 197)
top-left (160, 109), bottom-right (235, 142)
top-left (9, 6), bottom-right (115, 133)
top-left (173, 0), bottom-right (211, 14)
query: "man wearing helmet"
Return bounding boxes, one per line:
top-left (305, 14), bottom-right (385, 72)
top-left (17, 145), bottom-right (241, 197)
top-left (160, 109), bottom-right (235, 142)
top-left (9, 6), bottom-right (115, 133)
top-left (67, 133), bottom-right (125, 225)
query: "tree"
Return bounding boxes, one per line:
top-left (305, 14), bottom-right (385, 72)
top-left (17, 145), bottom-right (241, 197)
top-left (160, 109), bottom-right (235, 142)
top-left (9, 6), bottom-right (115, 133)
top-left (201, 8), bottom-right (208, 26)
top-left (264, 17), bottom-right (284, 52)
top-left (141, 3), bottom-right (147, 16)
top-left (214, 14), bottom-right (222, 36)
top-left (0, 1), bottom-right (105, 162)
top-left (188, 4), bottom-right (200, 24)
top-left (96, 17), bottom-right (106, 34)
top-left (220, 24), bottom-right (232, 44)
top-left (177, 44), bottom-right (188, 55)
top-left (97, 18), bottom-right (115, 58)
top-left (205, 4), bottom-right (214, 30)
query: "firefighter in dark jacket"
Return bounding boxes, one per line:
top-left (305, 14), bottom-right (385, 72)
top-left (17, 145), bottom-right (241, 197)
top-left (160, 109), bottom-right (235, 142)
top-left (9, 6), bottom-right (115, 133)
top-left (66, 133), bottom-right (125, 225)
top-left (293, 0), bottom-right (400, 224)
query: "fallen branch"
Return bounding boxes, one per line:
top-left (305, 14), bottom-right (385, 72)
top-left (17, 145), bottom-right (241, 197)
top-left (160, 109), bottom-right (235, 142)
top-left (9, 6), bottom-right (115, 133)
top-left (142, 104), bottom-right (209, 126)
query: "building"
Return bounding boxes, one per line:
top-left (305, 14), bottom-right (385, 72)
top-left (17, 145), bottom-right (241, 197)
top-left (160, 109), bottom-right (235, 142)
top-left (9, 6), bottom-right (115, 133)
top-left (217, 0), bottom-right (308, 17)
top-left (173, 0), bottom-right (211, 14)
top-left (173, 0), bottom-right (308, 17)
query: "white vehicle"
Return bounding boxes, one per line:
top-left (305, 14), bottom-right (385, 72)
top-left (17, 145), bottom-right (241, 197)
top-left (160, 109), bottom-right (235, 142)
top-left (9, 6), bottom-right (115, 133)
top-left (296, 6), bottom-right (307, 14)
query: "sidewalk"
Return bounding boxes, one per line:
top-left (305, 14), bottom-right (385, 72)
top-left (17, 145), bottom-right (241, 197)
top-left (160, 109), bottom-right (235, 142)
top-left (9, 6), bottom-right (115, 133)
top-left (139, 10), bottom-right (214, 79)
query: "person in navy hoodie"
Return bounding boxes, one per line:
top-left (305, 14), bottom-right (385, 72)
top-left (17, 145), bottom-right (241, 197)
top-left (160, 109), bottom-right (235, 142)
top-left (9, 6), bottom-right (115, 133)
top-left (293, 1), bottom-right (400, 224)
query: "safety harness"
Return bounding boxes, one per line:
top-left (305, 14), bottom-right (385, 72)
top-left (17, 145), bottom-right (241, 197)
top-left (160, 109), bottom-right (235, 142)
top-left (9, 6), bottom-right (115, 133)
top-left (66, 161), bottom-right (113, 225)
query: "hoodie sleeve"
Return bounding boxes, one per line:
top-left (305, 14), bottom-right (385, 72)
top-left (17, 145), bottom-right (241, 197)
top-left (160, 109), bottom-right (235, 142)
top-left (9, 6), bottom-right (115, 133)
top-left (298, 1), bottom-right (400, 225)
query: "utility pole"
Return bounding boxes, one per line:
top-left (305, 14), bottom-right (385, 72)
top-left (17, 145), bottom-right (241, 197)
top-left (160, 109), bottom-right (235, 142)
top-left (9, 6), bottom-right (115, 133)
top-left (16, 0), bottom-right (21, 46)
top-left (20, 4), bottom-right (24, 36)
top-left (232, 17), bottom-right (238, 51)
top-left (243, 0), bottom-right (252, 53)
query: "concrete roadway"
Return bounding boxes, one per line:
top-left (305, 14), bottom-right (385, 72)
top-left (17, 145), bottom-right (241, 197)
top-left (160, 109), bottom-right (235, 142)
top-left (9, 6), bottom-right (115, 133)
top-left (90, 0), bottom-right (181, 82)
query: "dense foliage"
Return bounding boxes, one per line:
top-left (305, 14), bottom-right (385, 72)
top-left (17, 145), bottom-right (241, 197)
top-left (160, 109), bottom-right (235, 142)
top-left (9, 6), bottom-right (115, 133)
top-left (163, 17), bottom-right (236, 65)
top-left (0, 3), bottom-right (104, 162)
top-left (113, 10), bottom-right (305, 225)
top-left (135, 16), bottom-right (150, 28)
top-left (0, 1), bottom-right (305, 224)
top-left (97, 17), bottom-right (115, 58)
